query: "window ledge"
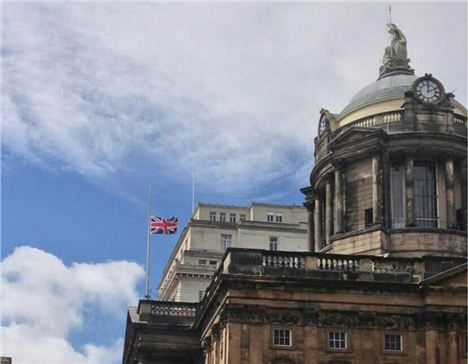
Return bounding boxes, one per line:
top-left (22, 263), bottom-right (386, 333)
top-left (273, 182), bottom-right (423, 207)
top-left (389, 227), bottom-right (466, 236)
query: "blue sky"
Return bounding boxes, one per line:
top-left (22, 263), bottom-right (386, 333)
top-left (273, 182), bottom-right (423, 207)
top-left (2, 2), bottom-right (466, 363)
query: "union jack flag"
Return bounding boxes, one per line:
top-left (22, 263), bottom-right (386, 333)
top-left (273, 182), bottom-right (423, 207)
top-left (150, 215), bottom-right (178, 235)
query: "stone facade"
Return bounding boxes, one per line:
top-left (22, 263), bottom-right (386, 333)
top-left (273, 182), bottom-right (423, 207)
top-left (123, 249), bottom-right (467, 364)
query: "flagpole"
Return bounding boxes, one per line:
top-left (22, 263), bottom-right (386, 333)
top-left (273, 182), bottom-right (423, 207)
top-left (145, 184), bottom-right (152, 299)
top-left (192, 171), bottom-right (195, 213)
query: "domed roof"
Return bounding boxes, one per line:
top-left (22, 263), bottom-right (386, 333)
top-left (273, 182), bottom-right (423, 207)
top-left (341, 73), bottom-right (418, 115)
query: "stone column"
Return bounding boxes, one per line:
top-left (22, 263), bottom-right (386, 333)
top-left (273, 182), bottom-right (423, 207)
top-left (372, 155), bottom-right (381, 224)
top-left (405, 157), bottom-right (415, 227)
top-left (325, 179), bottom-right (332, 245)
top-left (446, 331), bottom-right (458, 364)
top-left (314, 198), bottom-right (322, 251)
top-left (424, 330), bottom-right (440, 364)
top-left (307, 209), bottom-right (315, 252)
top-left (334, 169), bottom-right (344, 234)
top-left (461, 161), bottom-right (467, 231)
top-left (462, 161), bottom-right (467, 210)
top-left (445, 158), bottom-right (456, 228)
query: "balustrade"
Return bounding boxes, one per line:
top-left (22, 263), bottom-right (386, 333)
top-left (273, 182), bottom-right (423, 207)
top-left (318, 256), bottom-right (360, 271)
top-left (262, 253), bottom-right (305, 269)
top-left (454, 114), bottom-right (466, 125)
top-left (151, 303), bottom-right (197, 317)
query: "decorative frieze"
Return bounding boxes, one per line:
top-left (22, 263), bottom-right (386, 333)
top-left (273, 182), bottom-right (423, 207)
top-left (218, 304), bottom-right (466, 332)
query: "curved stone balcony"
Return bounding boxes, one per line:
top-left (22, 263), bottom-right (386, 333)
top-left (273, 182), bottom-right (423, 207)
top-left (333, 110), bottom-right (467, 140)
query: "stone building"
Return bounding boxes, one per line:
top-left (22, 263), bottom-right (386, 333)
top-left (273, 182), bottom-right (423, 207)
top-left (122, 23), bottom-right (467, 364)
top-left (158, 203), bottom-right (308, 302)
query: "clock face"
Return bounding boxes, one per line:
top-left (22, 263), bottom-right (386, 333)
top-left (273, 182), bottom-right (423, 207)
top-left (415, 79), bottom-right (442, 104)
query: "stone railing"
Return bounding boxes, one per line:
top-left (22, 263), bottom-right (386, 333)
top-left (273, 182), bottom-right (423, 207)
top-left (336, 111), bottom-right (403, 136)
top-left (454, 114), bottom-right (467, 125)
top-left (137, 300), bottom-right (199, 324)
top-left (333, 110), bottom-right (467, 140)
top-left (221, 248), bottom-right (466, 282)
top-left (150, 302), bottom-right (198, 317)
top-left (262, 252), bottom-right (305, 269)
top-left (318, 256), bottom-right (360, 271)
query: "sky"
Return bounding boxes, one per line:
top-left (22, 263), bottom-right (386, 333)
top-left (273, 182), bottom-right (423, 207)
top-left (1, 2), bottom-right (467, 363)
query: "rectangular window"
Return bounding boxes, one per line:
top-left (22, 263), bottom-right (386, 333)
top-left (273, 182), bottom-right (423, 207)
top-left (198, 259), bottom-right (206, 265)
top-left (267, 212), bottom-right (274, 222)
top-left (269, 237), bottom-right (278, 251)
top-left (273, 329), bottom-right (291, 347)
top-left (384, 334), bottom-right (402, 351)
top-left (240, 214), bottom-right (246, 222)
top-left (198, 290), bottom-right (204, 301)
top-left (276, 213), bottom-right (283, 223)
top-left (328, 332), bottom-right (347, 349)
top-left (219, 212), bottom-right (226, 222)
top-left (209, 211), bottom-right (216, 222)
top-left (365, 208), bottom-right (373, 227)
top-left (414, 162), bottom-right (437, 228)
top-left (209, 260), bottom-right (217, 265)
top-left (391, 163), bottom-right (405, 228)
top-left (221, 234), bottom-right (232, 250)
top-left (229, 213), bottom-right (236, 223)
top-left (456, 208), bottom-right (466, 231)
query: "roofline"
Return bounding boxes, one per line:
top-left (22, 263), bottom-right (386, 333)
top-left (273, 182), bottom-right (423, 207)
top-left (419, 262), bottom-right (467, 286)
top-left (196, 202), bottom-right (306, 209)
top-left (158, 225), bottom-right (190, 289)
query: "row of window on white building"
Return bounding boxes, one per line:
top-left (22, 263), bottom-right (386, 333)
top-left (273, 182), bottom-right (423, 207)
top-left (209, 211), bottom-right (283, 223)
top-left (220, 234), bottom-right (279, 251)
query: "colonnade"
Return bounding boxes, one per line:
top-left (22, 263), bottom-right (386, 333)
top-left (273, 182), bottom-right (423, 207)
top-left (307, 155), bottom-right (462, 252)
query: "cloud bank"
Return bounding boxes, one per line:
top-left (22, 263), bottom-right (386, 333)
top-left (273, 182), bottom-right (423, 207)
top-left (2, 3), bottom-right (466, 196)
top-left (1, 246), bottom-right (143, 363)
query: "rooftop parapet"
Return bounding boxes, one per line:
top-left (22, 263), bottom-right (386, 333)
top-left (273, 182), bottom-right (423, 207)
top-left (141, 248), bottom-right (466, 326)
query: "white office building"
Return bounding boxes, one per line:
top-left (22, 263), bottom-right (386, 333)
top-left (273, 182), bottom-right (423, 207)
top-left (158, 202), bottom-right (309, 302)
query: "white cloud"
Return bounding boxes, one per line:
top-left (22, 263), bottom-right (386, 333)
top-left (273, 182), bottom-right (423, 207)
top-left (1, 246), bottom-right (144, 364)
top-left (2, 3), bottom-right (466, 195)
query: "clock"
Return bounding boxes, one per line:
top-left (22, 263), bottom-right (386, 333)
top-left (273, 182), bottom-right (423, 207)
top-left (413, 77), bottom-right (444, 104)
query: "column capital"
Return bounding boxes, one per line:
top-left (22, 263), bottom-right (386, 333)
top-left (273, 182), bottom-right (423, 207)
top-left (331, 158), bottom-right (346, 170)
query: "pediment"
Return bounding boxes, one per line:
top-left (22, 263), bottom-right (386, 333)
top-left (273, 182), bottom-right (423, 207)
top-left (329, 127), bottom-right (386, 150)
top-left (420, 263), bottom-right (467, 289)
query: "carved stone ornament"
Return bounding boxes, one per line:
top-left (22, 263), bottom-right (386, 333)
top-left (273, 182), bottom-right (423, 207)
top-left (267, 310), bottom-right (301, 325)
top-left (221, 304), bottom-right (268, 324)
top-left (318, 108), bottom-right (335, 135)
top-left (211, 322), bottom-right (221, 339)
top-left (414, 311), bottom-right (466, 330)
top-left (376, 314), bottom-right (414, 330)
top-left (319, 310), bottom-right (358, 328)
top-left (301, 307), bottom-right (319, 325)
top-left (379, 23), bottom-right (414, 78)
top-left (358, 311), bottom-right (377, 327)
top-left (221, 304), bottom-right (318, 326)
top-left (202, 336), bottom-right (212, 353)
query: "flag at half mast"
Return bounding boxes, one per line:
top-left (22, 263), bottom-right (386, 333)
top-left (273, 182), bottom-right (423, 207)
top-left (150, 215), bottom-right (178, 235)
